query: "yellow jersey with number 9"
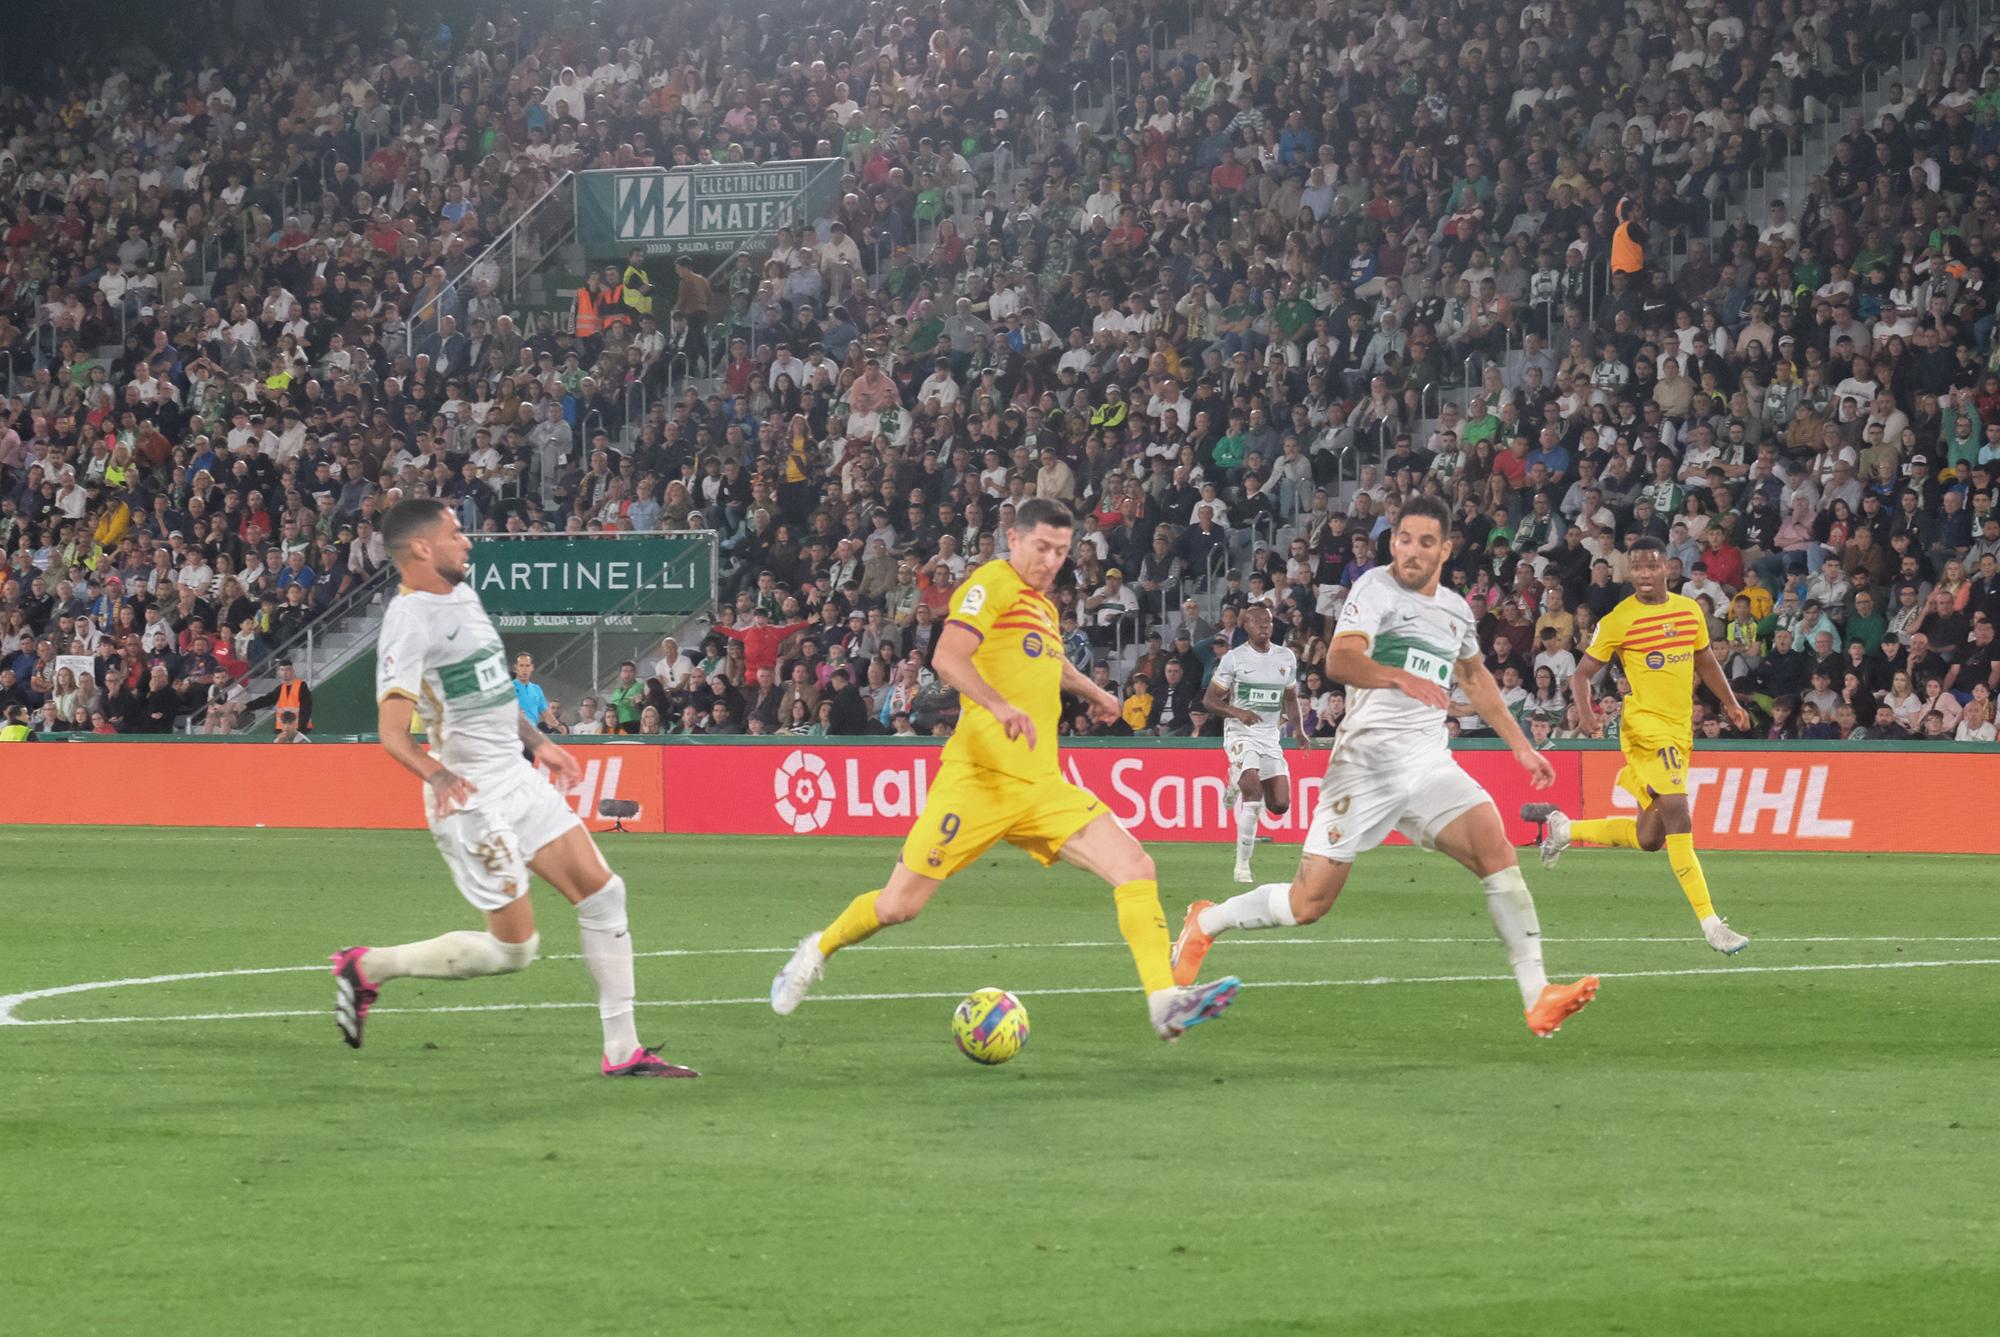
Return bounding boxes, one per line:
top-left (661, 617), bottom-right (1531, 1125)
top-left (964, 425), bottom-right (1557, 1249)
top-left (940, 558), bottom-right (1064, 781)
top-left (1586, 593), bottom-right (1709, 739)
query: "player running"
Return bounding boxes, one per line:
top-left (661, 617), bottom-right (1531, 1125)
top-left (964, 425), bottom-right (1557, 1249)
top-left (330, 498), bottom-right (697, 1077)
top-left (1521, 536), bottom-right (1752, 955)
top-left (1204, 604), bottom-right (1307, 883)
top-left (769, 498), bottom-right (1242, 1042)
top-left (1171, 496), bottom-right (1600, 1038)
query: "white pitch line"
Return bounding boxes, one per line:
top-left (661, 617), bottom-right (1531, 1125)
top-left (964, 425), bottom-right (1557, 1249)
top-left (5, 936), bottom-right (2000, 1026)
top-left (4, 957), bottom-right (1997, 1028)
top-left (613, 934), bottom-right (2000, 956)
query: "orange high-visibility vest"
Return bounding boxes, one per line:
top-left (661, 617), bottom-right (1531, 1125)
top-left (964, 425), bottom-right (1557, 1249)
top-left (1610, 221), bottom-right (1645, 274)
top-left (275, 679), bottom-right (306, 730)
top-left (575, 285), bottom-right (603, 337)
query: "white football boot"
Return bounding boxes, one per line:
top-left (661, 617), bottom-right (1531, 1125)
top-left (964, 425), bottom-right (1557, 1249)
top-left (769, 934), bottom-right (827, 1015)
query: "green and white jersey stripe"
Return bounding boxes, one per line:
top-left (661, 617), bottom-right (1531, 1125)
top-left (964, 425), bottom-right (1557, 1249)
top-left (376, 583), bottom-right (532, 801)
top-left (1213, 641), bottom-right (1296, 742)
top-left (1331, 567), bottom-right (1481, 766)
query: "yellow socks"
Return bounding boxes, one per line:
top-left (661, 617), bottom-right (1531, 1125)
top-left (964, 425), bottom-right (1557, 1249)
top-left (1569, 817), bottom-right (1641, 849)
top-left (1113, 879), bottom-right (1177, 994)
top-left (817, 890), bottom-right (884, 957)
top-left (1664, 833), bottom-right (1715, 921)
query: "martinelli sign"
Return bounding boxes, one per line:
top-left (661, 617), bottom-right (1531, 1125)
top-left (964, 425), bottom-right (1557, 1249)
top-left (466, 534), bottom-right (716, 616)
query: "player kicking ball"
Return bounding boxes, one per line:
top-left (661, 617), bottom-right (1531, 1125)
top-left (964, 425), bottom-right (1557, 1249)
top-left (330, 498), bottom-right (697, 1077)
top-left (770, 499), bottom-right (1242, 1042)
top-left (1205, 604), bottom-right (1307, 883)
top-left (1520, 536), bottom-right (1751, 956)
top-left (1171, 497), bottom-right (1600, 1038)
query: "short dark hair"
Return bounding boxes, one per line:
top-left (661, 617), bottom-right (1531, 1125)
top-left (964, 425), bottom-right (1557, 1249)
top-left (1012, 497), bottom-right (1075, 533)
top-left (382, 498), bottom-right (451, 553)
top-left (1629, 536), bottom-right (1668, 557)
top-left (1397, 495), bottom-right (1452, 534)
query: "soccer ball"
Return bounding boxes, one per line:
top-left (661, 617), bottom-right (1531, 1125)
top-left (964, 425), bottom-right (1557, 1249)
top-left (951, 988), bottom-right (1030, 1065)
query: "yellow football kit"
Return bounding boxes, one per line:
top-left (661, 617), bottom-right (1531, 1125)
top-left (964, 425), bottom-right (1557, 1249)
top-left (1587, 592), bottom-right (1708, 808)
top-left (899, 558), bottom-right (1104, 879)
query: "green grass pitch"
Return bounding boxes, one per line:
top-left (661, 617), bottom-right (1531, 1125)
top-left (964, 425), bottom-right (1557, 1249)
top-left (2, 829), bottom-right (1996, 1336)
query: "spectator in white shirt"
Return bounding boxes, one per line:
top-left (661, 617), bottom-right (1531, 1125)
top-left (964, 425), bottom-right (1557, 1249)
top-left (1147, 378), bottom-right (1192, 432)
top-left (768, 344), bottom-right (808, 389)
top-left (652, 637), bottom-right (695, 689)
top-left (1758, 201), bottom-right (1799, 257)
top-left (917, 360), bottom-right (960, 411)
top-left (569, 696), bottom-right (606, 735)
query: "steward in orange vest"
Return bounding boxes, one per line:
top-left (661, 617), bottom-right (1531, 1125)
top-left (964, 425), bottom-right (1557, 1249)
top-left (249, 657), bottom-right (314, 732)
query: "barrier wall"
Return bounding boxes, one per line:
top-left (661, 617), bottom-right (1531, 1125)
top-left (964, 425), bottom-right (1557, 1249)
top-left (7, 738), bottom-right (1994, 854)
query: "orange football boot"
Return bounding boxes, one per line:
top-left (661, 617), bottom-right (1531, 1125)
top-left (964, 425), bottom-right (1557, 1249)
top-left (1525, 976), bottom-right (1600, 1037)
top-left (1170, 900), bottom-right (1217, 986)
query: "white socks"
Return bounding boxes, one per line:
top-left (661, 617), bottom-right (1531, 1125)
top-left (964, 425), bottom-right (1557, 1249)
top-left (362, 877), bottom-right (642, 1062)
top-left (1481, 866), bottom-right (1548, 1007)
top-left (1198, 882), bottom-right (1298, 936)
top-left (575, 875), bottom-right (640, 1061)
top-left (365, 930), bottom-right (538, 981)
top-left (1233, 798), bottom-right (1263, 868)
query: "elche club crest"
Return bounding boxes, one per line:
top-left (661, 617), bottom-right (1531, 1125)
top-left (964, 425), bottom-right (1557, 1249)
top-left (773, 748), bottom-right (836, 833)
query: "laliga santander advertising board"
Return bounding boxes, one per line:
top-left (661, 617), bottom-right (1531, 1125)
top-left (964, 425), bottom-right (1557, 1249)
top-left (7, 741), bottom-right (1996, 854)
top-left (658, 743), bottom-right (1571, 847)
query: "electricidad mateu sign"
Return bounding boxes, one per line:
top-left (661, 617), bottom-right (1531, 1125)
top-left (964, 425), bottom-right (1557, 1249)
top-left (576, 161), bottom-right (841, 255)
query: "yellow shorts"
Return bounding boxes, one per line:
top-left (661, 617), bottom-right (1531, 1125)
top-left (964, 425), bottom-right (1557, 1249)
top-left (1616, 730), bottom-right (1693, 809)
top-left (899, 762), bottom-right (1107, 880)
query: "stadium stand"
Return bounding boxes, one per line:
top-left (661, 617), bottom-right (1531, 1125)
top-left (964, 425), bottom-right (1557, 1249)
top-left (3, 0), bottom-right (1998, 743)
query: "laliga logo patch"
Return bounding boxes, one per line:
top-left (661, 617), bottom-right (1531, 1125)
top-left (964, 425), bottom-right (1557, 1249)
top-left (1021, 631), bottom-right (1044, 658)
top-left (772, 748), bottom-right (836, 834)
top-left (1645, 650), bottom-right (1666, 670)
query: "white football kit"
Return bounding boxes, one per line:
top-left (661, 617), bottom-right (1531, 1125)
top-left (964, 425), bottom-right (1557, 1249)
top-left (1308, 567), bottom-right (1493, 862)
top-left (1212, 640), bottom-right (1297, 784)
top-left (375, 582), bottom-right (581, 910)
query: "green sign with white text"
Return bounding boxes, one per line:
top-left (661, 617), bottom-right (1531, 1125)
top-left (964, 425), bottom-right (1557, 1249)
top-left (574, 161), bottom-right (842, 257)
top-left (468, 535), bottom-right (715, 616)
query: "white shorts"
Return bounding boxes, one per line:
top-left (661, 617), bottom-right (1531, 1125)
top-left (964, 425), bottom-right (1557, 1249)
top-left (1302, 751), bottom-right (1493, 863)
top-left (1224, 734), bottom-right (1287, 787)
top-left (423, 773), bottom-right (583, 912)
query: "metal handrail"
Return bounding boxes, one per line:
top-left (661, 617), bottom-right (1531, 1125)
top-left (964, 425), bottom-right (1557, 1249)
top-left (232, 562), bottom-right (400, 732)
top-left (661, 350), bottom-right (691, 409)
top-left (1071, 81), bottom-right (1092, 132)
top-left (1029, 107), bottom-right (1057, 160)
top-left (1108, 52), bottom-right (1134, 131)
top-left (451, 170), bottom-right (575, 300)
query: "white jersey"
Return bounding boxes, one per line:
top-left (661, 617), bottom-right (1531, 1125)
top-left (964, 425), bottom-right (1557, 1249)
top-left (1212, 640), bottom-right (1297, 743)
top-left (375, 582), bottom-right (529, 802)
top-left (1330, 566), bottom-right (1480, 766)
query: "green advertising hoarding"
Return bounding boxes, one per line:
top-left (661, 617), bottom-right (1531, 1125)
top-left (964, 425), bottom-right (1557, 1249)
top-left (467, 535), bottom-right (715, 616)
top-left (574, 161), bottom-right (842, 257)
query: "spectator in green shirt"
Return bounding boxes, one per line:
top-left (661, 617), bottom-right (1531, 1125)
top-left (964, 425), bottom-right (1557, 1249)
top-left (1842, 589), bottom-right (1888, 655)
top-left (1272, 280), bottom-right (1318, 345)
top-left (607, 660), bottom-right (646, 735)
top-left (1211, 411), bottom-right (1250, 478)
top-left (1462, 394), bottom-right (1500, 448)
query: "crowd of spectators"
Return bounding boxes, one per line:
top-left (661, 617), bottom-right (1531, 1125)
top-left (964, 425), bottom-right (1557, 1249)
top-left (4, 0), bottom-right (1999, 745)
